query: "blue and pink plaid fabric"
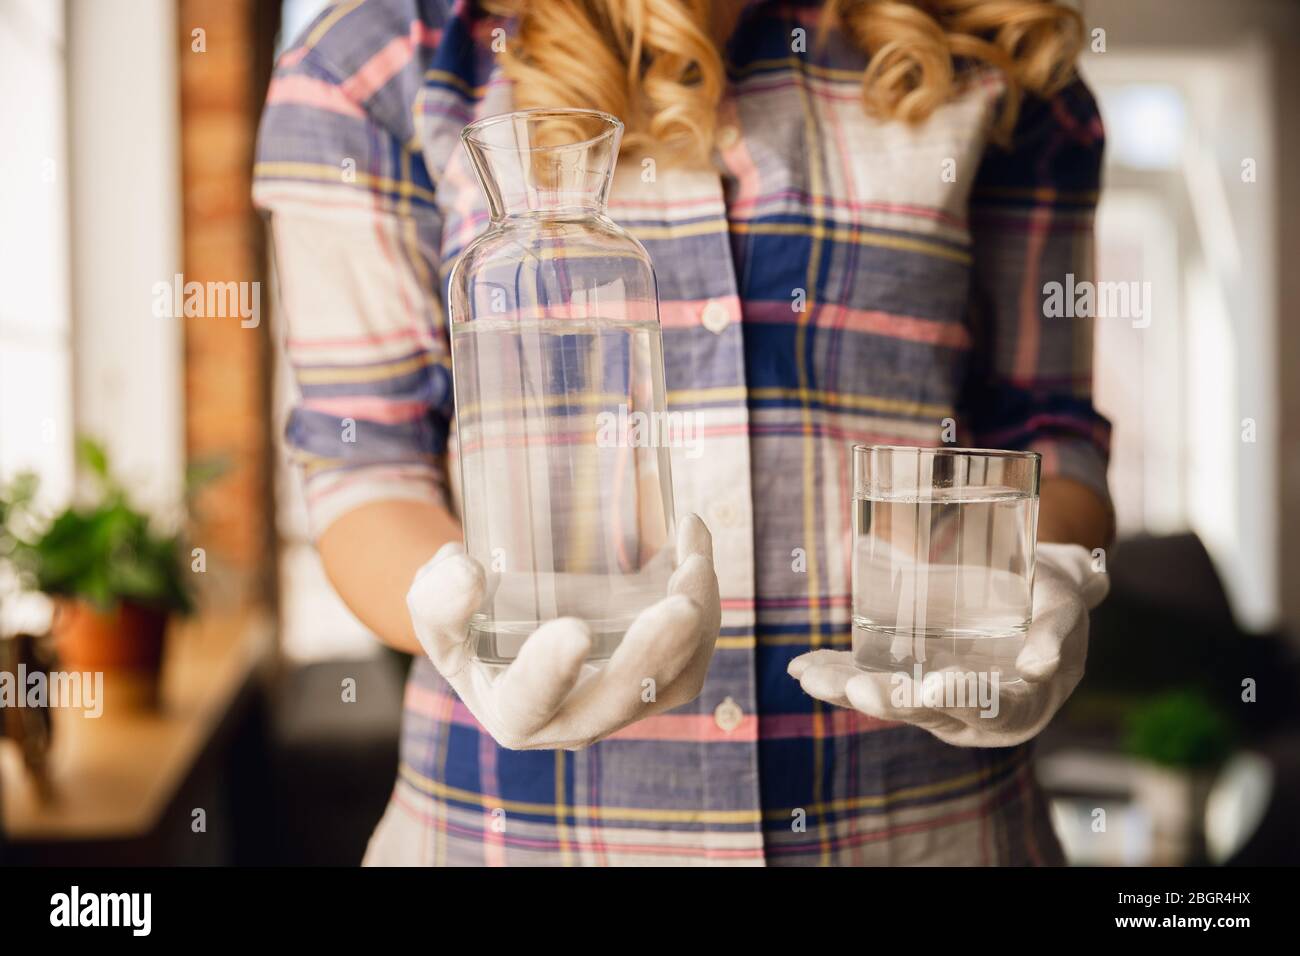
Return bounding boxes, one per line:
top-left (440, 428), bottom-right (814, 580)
top-left (254, 0), bottom-right (1109, 865)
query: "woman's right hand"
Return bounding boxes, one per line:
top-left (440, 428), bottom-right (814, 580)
top-left (405, 514), bottom-right (721, 750)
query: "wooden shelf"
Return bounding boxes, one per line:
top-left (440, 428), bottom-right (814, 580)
top-left (1, 611), bottom-right (275, 842)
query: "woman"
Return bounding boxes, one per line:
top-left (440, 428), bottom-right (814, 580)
top-left (254, 0), bottom-right (1112, 865)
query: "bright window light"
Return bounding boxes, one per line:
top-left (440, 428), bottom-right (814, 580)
top-left (1097, 84), bottom-right (1188, 170)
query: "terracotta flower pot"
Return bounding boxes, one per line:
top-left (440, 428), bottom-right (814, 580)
top-left (53, 600), bottom-right (170, 712)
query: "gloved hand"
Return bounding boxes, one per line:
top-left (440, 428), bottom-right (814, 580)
top-left (406, 514), bottom-right (721, 750)
top-left (788, 543), bottom-right (1108, 747)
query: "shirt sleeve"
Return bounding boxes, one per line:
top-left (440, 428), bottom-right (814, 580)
top-left (253, 35), bottom-right (453, 539)
top-left (964, 76), bottom-right (1112, 508)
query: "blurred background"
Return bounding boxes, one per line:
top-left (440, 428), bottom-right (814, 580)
top-left (1, 0), bottom-right (1298, 866)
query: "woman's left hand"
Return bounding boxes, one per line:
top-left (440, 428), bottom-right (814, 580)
top-left (787, 543), bottom-right (1109, 747)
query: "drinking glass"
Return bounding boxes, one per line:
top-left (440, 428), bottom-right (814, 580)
top-left (448, 109), bottom-right (676, 664)
top-left (851, 445), bottom-right (1041, 681)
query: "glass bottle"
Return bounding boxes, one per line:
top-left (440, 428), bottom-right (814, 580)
top-left (448, 109), bottom-right (676, 664)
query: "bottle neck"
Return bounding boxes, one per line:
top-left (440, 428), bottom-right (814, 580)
top-left (489, 190), bottom-right (608, 222)
top-left (463, 114), bottom-right (621, 224)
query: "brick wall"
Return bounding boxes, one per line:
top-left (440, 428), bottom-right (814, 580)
top-left (177, 0), bottom-right (280, 611)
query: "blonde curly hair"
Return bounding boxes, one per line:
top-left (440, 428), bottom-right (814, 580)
top-left (483, 0), bottom-right (1085, 164)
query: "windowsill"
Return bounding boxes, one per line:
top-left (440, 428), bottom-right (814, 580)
top-left (0, 610), bottom-right (275, 842)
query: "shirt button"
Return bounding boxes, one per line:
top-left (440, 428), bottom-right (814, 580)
top-left (714, 696), bottom-right (743, 733)
top-left (712, 697), bottom-right (743, 733)
top-left (701, 299), bottom-right (730, 334)
top-left (715, 124), bottom-right (740, 150)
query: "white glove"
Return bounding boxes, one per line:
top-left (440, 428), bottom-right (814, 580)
top-left (788, 543), bottom-right (1109, 747)
top-left (406, 514), bottom-right (721, 750)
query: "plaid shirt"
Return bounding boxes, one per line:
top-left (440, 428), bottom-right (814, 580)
top-left (254, 0), bottom-right (1109, 865)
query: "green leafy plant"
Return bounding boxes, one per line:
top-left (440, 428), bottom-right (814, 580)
top-left (1122, 688), bottom-right (1237, 770)
top-left (0, 438), bottom-right (196, 614)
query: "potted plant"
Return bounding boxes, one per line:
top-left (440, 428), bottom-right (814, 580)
top-left (1122, 688), bottom-right (1237, 865)
top-left (0, 438), bottom-right (196, 711)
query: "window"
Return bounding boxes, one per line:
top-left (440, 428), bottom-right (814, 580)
top-left (0, 1), bottom-right (73, 502)
top-left (1, 0), bottom-right (185, 633)
top-left (1084, 47), bottom-right (1280, 630)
